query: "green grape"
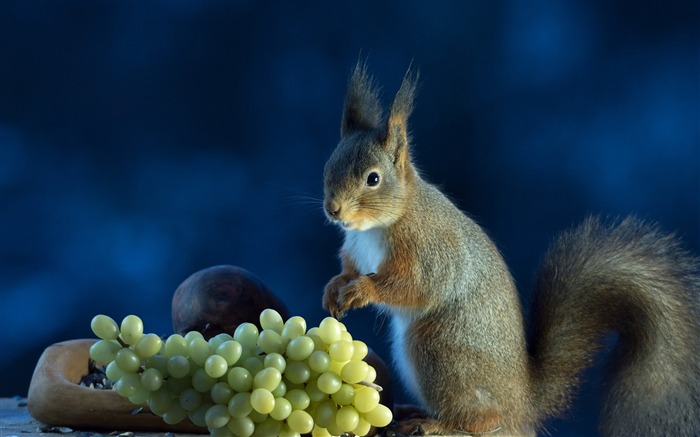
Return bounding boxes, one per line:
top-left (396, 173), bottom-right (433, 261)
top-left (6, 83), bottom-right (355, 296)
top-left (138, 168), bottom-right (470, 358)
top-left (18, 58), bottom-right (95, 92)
top-left (165, 376), bottom-right (191, 396)
top-left (284, 361), bottom-right (311, 385)
top-left (208, 335), bottom-right (225, 351)
top-left (318, 317), bottom-right (342, 344)
top-left (258, 329), bottom-right (285, 355)
top-left (331, 383), bottom-right (355, 405)
top-left (307, 350), bottom-right (331, 373)
top-left (216, 340), bottom-right (243, 366)
top-left (188, 401), bottom-right (212, 427)
top-left (340, 360), bottom-right (369, 384)
top-left (250, 388), bottom-right (275, 414)
top-left (114, 373), bottom-right (142, 397)
top-left (366, 365), bottom-right (377, 382)
top-left (287, 410), bottom-right (314, 434)
top-left (140, 367), bottom-right (164, 391)
top-left (89, 340), bottom-right (121, 363)
top-left (336, 405), bottom-right (360, 431)
top-left (147, 386), bottom-right (172, 416)
top-left (325, 420), bottom-right (345, 437)
top-left (253, 367), bottom-right (282, 391)
top-left (248, 409), bottom-right (268, 424)
top-left (90, 315), bottom-right (119, 340)
top-left (166, 355), bottom-right (190, 379)
top-left (340, 331), bottom-right (353, 342)
top-left (144, 354), bottom-right (169, 377)
top-left (105, 360), bottom-right (126, 381)
top-left (162, 402), bottom-right (188, 425)
top-left (204, 355), bottom-right (229, 378)
top-left (305, 379), bottom-right (327, 403)
top-left (120, 315), bottom-right (143, 345)
top-left (210, 382), bottom-right (234, 405)
top-left (192, 368), bottom-right (216, 392)
top-left (242, 356), bottom-right (264, 375)
top-left (253, 416), bottom-right (282, 437)
top-left (353, 386), bottom-right (380, 413)
top-left (128, 385), bottom-right (150, 405)
top-left (271, 380), bottom-right (287, 398)
top-left (285, 388), bottom-right (311, 411)
top-left (135, 333), bottom-right (163, 359)
top-left (259, 308), bottom-right (284, 333)
top-left (227, 367), bottom-right (253, 392)
top-left (307, 333), bottom-right (326, 352)
top-left (115, 348), bottom-right (141, 373)
top-left (269, 396), bottom-right (292, 421)
top-left (184, 330), bottom-right (204, 343)
top-left (278, 424), bottom-right (301, 437)
top-left (281, 316), bottom-right (307, 339)
top-left (234, 322), bottom-right (259, 350)
top-left (215, 332), bottom-right (234, 343)
top-left (227, 416), bottom-right (255, 437)
top-left (317, 371), bottom-right (342, 394)
top-left (227, 392), bottom-right (253, 418)
top-left (329, 340), bottom-right (354, 362)
top-left (362, 403), bottom-right (392, 427)
top-left (353, 417), bottom-right (372, 436)
top-left (188, 337), bottom-right (212, 366)
top-left (263, 352), bottom-right (286, 373)
top-left (205, 404), bottom-right (231, 429)
top-left (311, 424), bottom-right (333, 437)
top-left (328, 359), bottom-right (346, 375)
top-left (179, 387), bottom-right (202, 411)
top-left (164, 334), bottom-right (189, 358)
top-left (312, 399), bottom-right (336, 428)
top-left (286, 336), bottom-right (315, 361)
top-left (352, 340), bottom-right (369, 360)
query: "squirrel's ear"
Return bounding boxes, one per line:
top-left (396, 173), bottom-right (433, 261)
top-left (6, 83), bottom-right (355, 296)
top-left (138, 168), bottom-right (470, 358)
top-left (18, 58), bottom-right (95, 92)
top-left (341, 62), bottom-right (383, 136)
top-left (383, 67), bottom-right (418, 167)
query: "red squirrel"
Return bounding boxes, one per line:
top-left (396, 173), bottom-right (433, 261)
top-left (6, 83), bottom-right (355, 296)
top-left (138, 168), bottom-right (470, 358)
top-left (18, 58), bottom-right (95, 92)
top-left (322, 63), bottom-right (700, 436)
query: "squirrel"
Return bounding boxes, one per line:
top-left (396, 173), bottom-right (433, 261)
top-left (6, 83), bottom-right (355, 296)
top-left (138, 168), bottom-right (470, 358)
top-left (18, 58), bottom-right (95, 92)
top-left (321, 62), bottom-right (700, 437)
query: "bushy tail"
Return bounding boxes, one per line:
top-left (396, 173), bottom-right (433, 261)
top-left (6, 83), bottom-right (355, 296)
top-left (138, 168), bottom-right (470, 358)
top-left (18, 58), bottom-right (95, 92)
top-left (529, 216), bottom-right (700, 436)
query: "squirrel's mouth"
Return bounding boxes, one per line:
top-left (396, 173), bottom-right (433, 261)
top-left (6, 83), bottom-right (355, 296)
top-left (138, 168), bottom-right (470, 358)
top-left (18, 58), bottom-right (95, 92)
top-left (339, 220), bottom-right (377, 231)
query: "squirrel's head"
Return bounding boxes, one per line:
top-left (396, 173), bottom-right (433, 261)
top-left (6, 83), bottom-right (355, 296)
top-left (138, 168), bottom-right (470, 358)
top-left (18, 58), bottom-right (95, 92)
top-left (323, 62), bottom-right (418, 231)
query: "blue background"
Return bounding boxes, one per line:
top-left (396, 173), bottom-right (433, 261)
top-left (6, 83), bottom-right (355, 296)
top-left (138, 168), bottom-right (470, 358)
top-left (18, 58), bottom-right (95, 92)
top-left (1, 1), bottom-right (698, 435)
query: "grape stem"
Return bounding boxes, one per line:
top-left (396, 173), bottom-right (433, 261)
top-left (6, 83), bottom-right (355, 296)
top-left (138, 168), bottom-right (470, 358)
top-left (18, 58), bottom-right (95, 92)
top-left (357, 380), bottom-right (383, 392)
top-left (116, 336), bottom-right (129, 348)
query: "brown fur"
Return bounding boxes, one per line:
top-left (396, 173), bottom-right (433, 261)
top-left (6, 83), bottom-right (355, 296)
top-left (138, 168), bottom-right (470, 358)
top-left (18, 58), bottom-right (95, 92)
top-left (322, 63), bottom-right (700, 436)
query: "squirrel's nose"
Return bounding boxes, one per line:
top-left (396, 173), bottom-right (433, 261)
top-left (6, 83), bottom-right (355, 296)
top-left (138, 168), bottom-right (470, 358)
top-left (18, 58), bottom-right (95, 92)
top-left (325, 200), bottom-right (341, 218)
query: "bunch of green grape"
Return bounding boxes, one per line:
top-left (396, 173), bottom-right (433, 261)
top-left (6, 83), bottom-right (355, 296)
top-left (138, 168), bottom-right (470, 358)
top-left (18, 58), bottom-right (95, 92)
top-left (89, 309), bottom-right (392, 436)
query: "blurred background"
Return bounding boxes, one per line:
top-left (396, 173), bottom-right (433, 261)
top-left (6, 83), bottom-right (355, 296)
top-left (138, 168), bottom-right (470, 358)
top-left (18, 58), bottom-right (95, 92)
top-left (1, 1), bottom-right (698, 435)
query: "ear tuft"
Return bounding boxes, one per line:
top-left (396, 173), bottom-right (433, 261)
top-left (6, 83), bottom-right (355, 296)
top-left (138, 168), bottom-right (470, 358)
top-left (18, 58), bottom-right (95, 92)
top-left (383, 66), bottom-right (419, 167)
top-left (387, 66), bottom-right (418, 135)
top-left (341, 60), bottom-right (383, 136)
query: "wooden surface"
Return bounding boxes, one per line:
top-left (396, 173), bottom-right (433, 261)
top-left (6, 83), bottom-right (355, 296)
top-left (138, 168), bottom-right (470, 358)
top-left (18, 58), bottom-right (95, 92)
top-left (0, 397), bottom-right (202, 437)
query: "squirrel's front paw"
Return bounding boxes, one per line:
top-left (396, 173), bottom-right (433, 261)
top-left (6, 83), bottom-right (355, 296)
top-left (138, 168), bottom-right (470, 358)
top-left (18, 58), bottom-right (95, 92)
top-left (323, 275), bottom-right (350, 318)
top-left (336, 276), bottom-right (373, 317)
top-left (323, 275), bottom-right (374, 319)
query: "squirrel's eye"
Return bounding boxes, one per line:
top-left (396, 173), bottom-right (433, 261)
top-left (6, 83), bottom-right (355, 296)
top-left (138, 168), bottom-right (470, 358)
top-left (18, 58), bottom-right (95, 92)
top-left (366, 171), bottom-right (381, 187)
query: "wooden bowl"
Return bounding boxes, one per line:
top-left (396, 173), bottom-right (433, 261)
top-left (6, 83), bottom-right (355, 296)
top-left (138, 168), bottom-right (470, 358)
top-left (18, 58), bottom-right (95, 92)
top-left (27, 339), bottom-right (205, 433)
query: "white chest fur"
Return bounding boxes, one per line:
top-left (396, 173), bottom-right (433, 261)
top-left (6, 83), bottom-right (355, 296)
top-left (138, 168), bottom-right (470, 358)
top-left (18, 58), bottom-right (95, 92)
top-left (342, 228), bottom-right (387, 275)
top-left (343, 229), bottom-right (424, 403)
top-left (387, 306), bottom-right (424, 404)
